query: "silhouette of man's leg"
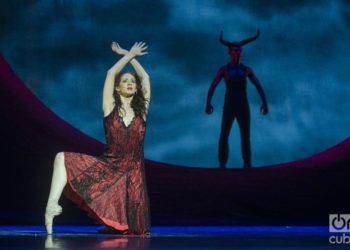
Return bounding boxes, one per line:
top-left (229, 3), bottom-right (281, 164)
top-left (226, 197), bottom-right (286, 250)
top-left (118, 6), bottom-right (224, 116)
top-left (218, 106), bottom-right (235, 168)
top-left (237, 105), bottom-right (251, 168)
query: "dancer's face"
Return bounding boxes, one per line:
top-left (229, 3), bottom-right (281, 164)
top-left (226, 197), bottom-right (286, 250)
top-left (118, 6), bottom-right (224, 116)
top-left (116, 73), bottom-right (137, 97)
top-left (229, 46), bottom-right (242, 64)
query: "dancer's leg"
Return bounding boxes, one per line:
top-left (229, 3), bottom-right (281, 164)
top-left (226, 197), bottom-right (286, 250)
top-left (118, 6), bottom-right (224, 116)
top-left (237, 105), bottom-right (251, 168)
top-left (45, 152), bottom-right (67, 234)
top-left (218, 106), bottom-right (235, 168)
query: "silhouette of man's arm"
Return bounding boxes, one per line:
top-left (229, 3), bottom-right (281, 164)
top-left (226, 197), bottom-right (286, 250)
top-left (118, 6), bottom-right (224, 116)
top-left (205, 67), bottom-right (225, 114)
top-left (247, 68), bottom-right (269, 115)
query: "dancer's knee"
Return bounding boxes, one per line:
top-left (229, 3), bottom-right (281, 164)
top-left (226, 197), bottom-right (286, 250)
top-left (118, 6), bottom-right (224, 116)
top-left (219, 133), bottom-right (229, 144)
top-left (54, 152), bottom-right (65, 168)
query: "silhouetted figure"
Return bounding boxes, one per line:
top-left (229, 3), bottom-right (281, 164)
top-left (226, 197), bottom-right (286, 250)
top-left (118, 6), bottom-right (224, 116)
top-left (205, 30), bottom-right (268, 168)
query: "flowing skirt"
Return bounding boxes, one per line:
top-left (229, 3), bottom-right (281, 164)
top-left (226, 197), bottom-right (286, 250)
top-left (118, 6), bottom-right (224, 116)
top-left (63, 152), bottom-right (150, 234)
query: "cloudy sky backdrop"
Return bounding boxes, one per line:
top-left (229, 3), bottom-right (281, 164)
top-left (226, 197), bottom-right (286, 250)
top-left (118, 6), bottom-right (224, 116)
top-left (1, 0), bottom-right (349, 167)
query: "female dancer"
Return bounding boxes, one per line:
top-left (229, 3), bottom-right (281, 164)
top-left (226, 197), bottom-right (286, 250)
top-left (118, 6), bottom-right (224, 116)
top-left (44, 42), bottom-right (151, 235)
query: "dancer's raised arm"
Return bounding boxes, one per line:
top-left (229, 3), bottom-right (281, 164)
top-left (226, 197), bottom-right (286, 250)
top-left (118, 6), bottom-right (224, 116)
top-left (111, 42), bottom-right (151, 115)
top-left (103, 42), bottom-right (147, 116)
top-left (130, 59), bottom-right (150, 102)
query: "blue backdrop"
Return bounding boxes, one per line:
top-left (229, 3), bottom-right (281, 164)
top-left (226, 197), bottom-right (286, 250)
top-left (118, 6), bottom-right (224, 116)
top-left (1, 0), bottom-right (349, 167)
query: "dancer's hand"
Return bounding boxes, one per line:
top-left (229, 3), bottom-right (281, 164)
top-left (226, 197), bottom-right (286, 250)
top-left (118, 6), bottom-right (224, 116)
top-left (205, 103), bottom-right (214, 114)
top-left (260, 103), bottom-right (268, 115)
top-left (129, 42), bottom-right (148, 56)
top-left (111, 42), bottom-right (128, 55)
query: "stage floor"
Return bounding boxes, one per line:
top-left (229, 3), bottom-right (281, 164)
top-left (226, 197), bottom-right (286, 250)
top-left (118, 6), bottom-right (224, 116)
top-left (0, 226), bottom-right (344, 249)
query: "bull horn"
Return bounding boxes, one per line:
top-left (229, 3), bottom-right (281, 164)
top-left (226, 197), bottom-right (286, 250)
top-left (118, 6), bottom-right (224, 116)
top-left (219, 31), bottom-right (231, 47)
top-left (238, 29), bottom-right (260, 47)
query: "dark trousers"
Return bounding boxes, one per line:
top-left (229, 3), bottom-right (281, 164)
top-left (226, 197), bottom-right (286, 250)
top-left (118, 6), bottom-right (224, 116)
top-left (218, 101), bottom-right (251, 166)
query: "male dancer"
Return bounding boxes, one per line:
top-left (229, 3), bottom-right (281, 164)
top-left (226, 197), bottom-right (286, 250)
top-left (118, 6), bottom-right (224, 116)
top-left (205, 30), bottom-right (268, 168)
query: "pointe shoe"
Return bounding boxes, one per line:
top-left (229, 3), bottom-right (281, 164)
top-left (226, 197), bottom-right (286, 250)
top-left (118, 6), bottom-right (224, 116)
top-left (45, 203), bottom-right (62, 234)
top-left (45, 235), bottom-right (62, 248)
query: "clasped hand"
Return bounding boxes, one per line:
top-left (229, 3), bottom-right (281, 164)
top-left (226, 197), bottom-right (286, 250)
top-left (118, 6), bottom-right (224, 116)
top-left (111, 42), bottom-right (148, 56)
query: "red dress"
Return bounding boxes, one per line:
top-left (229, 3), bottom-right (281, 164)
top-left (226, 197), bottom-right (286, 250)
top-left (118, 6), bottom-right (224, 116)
top-left (63, 107), bottom-right (150, 234)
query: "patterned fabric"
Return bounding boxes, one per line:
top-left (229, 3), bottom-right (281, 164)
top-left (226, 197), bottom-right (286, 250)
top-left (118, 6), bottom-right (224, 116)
top-left (64, 107), bottom-right (150, 234)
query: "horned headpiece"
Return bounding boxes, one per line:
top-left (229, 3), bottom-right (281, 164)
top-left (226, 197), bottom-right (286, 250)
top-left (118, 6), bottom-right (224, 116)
top-left (220, 30), bottom-right (260, 47)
